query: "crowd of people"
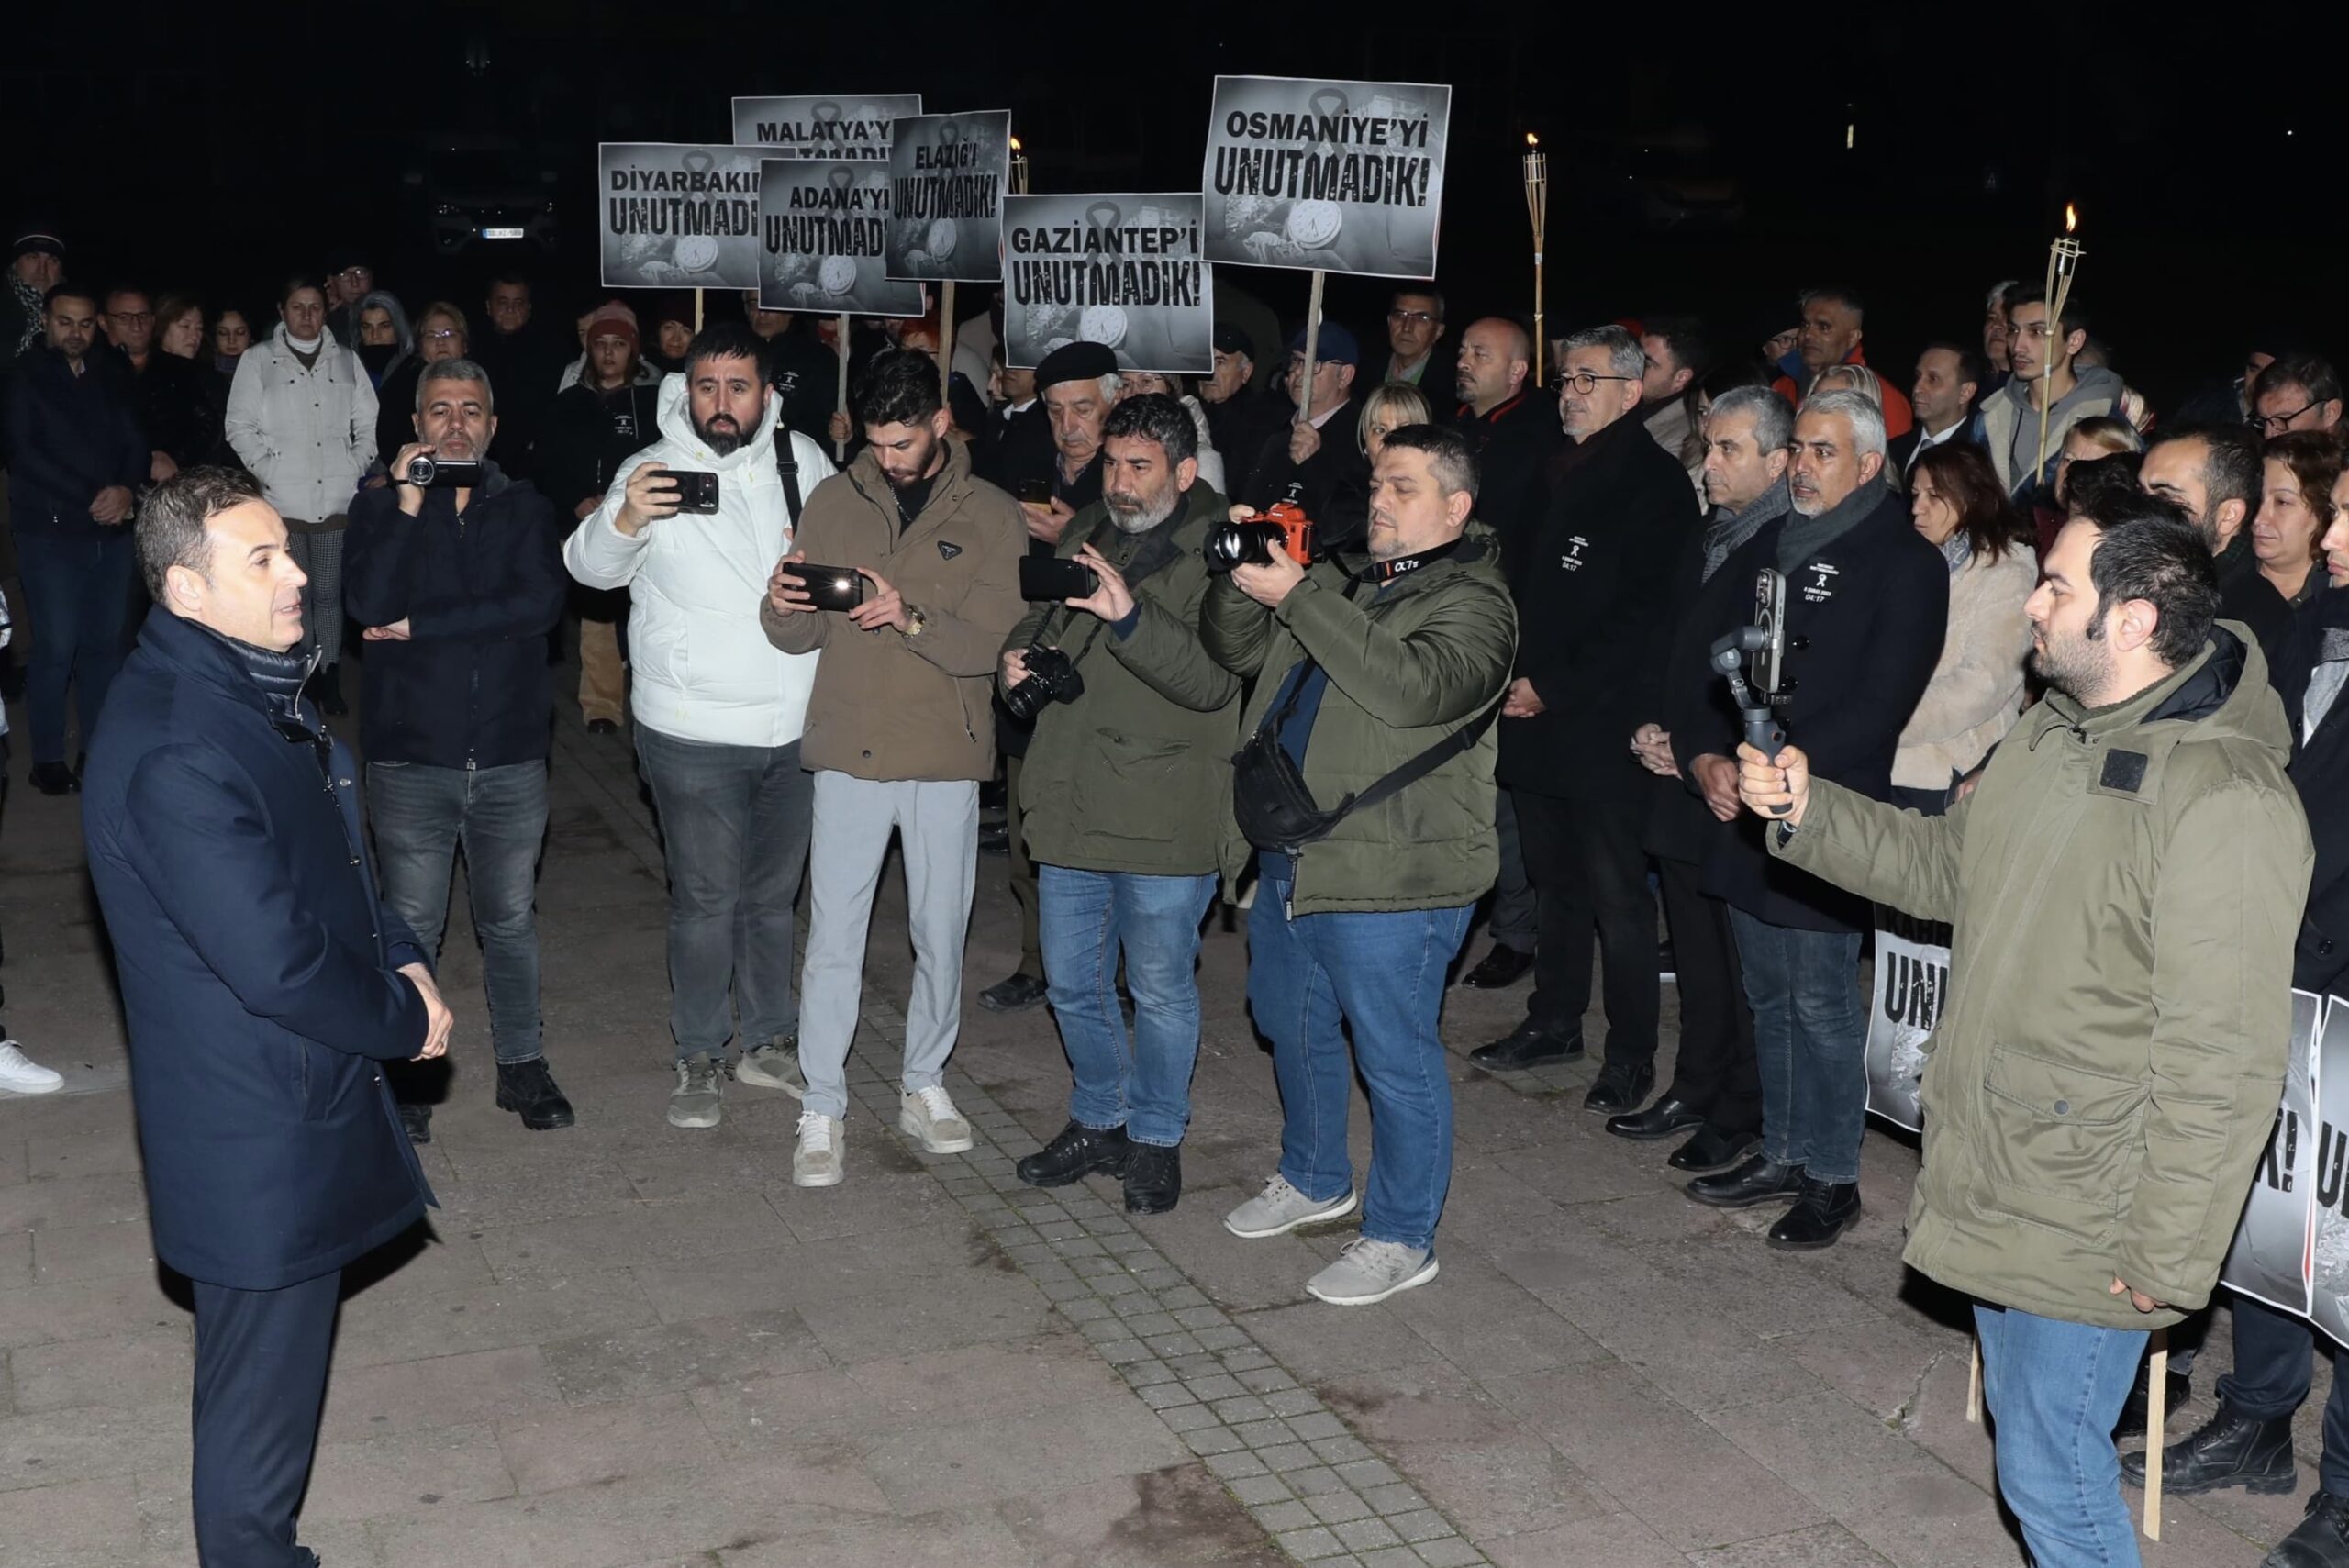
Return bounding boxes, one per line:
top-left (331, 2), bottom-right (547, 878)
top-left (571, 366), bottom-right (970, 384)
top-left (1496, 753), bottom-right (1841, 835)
top-left (6, 209), bottom-right (2349, 1568)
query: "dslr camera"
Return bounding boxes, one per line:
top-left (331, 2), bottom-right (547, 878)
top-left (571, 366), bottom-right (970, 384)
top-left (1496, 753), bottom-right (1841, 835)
top-left (1204, 500), bottom-right (1314, 573)
top-left (1002, 643), bottom-right (1085, 723)
top-left (403, 453), bottom-right (483, 488)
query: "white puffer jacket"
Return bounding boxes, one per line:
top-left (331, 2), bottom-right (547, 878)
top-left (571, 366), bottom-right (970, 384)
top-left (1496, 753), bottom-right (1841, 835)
top-left (224, 324), bottom-right (379, 523)
top-left (564, 372), bottom-right (836, 748)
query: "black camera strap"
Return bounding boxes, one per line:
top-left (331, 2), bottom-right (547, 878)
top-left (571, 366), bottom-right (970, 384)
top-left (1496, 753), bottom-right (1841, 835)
top-left (774, 428), bottom-right (805, 527)
top-left (1028, 514), bottom-right (1186, 671)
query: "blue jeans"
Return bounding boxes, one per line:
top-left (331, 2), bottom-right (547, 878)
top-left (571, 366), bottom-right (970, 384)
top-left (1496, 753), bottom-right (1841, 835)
top-left (634, 727), bottom-right (813, 1059)
top-left (1246, 886), bottom-right (1472, 1251)
top-left (1974, 1304), bottom-right (2148, 1568)
top-left (366, 760), bottom-right (549, 1063)
top-left (1039, 865), bottom-right (1218, 1148)
top-left (1730, 910), bottom-right (1865, 1184)
top-left (17, 528), bottom-right (137, 764)
top-left (2222, 1294), bottom-right (2349, 1496)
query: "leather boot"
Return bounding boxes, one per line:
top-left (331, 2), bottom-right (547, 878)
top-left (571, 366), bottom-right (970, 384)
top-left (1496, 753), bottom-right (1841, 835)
top-left (2267, 1492), bottom-right (2349, 1567)
top-left (1685, 1153), bottom-right (1804, 1208)
top-left (1607, 1095), bottom-right (1705, 1141)
top-left (495, 1058), bottom-right (576, 1130)
top-left (2119, 1402), bottom-right (2296, 1495)
top-left (1017, 1121), bottom-right (1130, 1187)
top-left (1668, 1124), bottom-right (1762, 1173)
top-left (1123, 1144), bottom-right (1182, 1216)
top-left (1459, 944), bottom-right (1533, 989)
top-left (2112, 1358), bottom-right (2191, 1440)
top-left (1765, 1178), bottom-right (1862, 1250)
top-left (1583, 1063), bottom-right (1654, 1115)
top-left (1471, 1021), bottom-right (1584, 1070)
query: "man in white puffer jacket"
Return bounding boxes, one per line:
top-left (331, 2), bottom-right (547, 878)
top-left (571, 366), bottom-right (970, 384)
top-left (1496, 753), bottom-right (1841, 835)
top-left (565, 321), bottom-right (836, 1129)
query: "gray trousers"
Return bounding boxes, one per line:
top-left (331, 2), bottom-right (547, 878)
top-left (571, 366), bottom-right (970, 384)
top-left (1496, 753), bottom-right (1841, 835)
top-left (797, 771), bottom-right (981, 1121)
top-left (1490, 787), bottom-right (1537, 951)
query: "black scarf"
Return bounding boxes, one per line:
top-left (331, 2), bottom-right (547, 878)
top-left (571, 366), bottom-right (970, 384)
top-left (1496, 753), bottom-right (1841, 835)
top-left (1776, 480), bottom-right (1881, 574)
top-left (194, 621), bottom-right (316, 733)
top-left (1702, 478), bottom-right (1792, 584)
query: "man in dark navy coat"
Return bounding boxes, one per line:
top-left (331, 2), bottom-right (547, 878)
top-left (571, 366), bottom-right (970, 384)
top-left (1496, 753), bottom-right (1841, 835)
top-left (81, 466), bottom-right (452, 1568)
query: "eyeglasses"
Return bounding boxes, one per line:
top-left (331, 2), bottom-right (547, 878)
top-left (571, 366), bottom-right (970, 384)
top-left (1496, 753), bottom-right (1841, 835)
top-left (1387, 308), bottom-right (1437, 327)
top-left (1554, 372), bottom-right (1636, 395)
top-left (2256, 403), bottom-right (2314, 434)
top-left (107, 311), bottom-right (155, 325)
top-left (421, 328), bottom-right (462, 341)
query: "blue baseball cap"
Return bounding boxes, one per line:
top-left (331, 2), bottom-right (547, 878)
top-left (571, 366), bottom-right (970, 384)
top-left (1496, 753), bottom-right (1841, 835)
top-left (1286, 321), bottom-right (1359, 368)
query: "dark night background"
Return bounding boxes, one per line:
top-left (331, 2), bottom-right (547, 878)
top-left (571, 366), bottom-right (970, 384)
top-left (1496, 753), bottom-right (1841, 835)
top-left (8, 4), bottom-right (2334, 408)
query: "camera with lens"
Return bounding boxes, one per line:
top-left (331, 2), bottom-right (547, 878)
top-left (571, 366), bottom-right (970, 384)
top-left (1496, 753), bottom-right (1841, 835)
top-left (1002, 644), bottom-right (1085, 723)
top-left (403, 453), bottom-right (483, 488)
top-left (1204, 500), bottom-right (1314, 573)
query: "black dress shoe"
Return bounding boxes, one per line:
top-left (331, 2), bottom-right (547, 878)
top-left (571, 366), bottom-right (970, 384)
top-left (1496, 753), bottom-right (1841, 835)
top-left (1123, 1143), bottom-right (1182, 1215)
top-left (1459, 944), bottom-right (1534, 989)
top-left (586, 717), bottom-right (619, 735)
top-left (495, 1058), bottom-right (576, 1130)
top-left (1685, 1153), bottom-right (1804, 1208)
top-left (1608, 1095), bottom-right (1706, 1141)
top-left (28, 762), bottom-right (79, 796)
top-left (1668, 1124), bottom-right (1762, 1173)
top-left (1470, 1020), bottom-right (1584, 1070)
top-left (978, 972), bottom-right (1051, 1013)
top-left (2120, 1402), bottom-right (2296, 1495)
top-left (1583, 1063), bottom-right (1654, 1115)
top-left (2266, 1491), bottom-right (2349, 1567)
top-left (1766, 1178), bottom-right (1862, 1250)
top-left (398, 1102), bottom-right (433, 1144)
top-left (1017, 1120), bottom-right (1131, 1187)
top-left (2112, 1358), bottom-right (2192, 1440)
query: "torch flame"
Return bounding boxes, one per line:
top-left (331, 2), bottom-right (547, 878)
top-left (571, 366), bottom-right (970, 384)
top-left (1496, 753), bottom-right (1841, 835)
top-left (2065, 203), bottom-right (2077, 233)
top-left (1526, 132), bottom-right (1539, 149)
top-left (1010, 136), bottom-right (1022, 152)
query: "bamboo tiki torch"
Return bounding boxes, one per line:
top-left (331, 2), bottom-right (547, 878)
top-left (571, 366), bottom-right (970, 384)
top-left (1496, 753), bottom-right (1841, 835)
top-left (2032, 205), bottom-right (2083, 501)
top-left (1523, 134), bottom-right (1549, 389)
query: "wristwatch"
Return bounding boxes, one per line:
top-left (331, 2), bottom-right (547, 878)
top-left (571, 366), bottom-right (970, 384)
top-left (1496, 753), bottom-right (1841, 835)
top-left (904, 606), bottom-right (928, 639)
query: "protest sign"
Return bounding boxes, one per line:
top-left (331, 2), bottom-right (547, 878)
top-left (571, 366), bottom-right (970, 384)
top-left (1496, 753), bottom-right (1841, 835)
top-left (758, 159), bottom-right (923, 317)
top-left (1201, 75), bottom-right (1451, 278)
top-left (732, 95), bottom-right (921, 161)
top-left (599, 144), bottom-right (763, 290)
top-left (1862, 906), bottom-right (1949, 1133)
top-left (885, 111), bottom-right (1010, 284)
top-left (2307, 999), bottom-right (2349, 1349)
top-left (1001, 195), bottom-right (1213, 374)
top-left (2222, 990), bottom-right (2324, 1320)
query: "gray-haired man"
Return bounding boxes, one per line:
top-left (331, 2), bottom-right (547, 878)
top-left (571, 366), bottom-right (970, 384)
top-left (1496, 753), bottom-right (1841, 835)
top-left (1674, 389), bottom-right (1946, 1249)
top-left (343, 358), bottom-right (575, 1140)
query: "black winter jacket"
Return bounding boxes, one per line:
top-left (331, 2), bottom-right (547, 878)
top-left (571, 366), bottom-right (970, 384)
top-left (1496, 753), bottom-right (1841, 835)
top-left (2, 346), bottom-right (147, 539)
top-left (1500, 413), bottom-right (1699, 797)
top-left (341, 463), bottom-right (567, 769)
top-left (1453, 390), bottom-right (1562, 574)
top-left (1667, 484), bottom-right (1948, 930)
top-left (2277, 591), bottom-right (2349, 993)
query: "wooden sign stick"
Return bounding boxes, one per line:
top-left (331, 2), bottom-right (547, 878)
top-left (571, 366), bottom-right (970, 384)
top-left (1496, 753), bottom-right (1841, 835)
top-left (834, 312), bottom-right (851, 462)
top-left (1294, 269), bottom-right (1326, 427)
top-left (2143, 1334), bottom-right (2167, 1541)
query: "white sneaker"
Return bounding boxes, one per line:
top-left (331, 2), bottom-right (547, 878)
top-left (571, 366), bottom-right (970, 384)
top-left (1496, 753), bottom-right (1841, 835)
top-left (794, 1112), bottom-right (845, 1187)
top-left (898, 1085), bottom-right (975, 1154)
top-left (735, 1039), bottom-right (806, 1096)
top-left (1224, 1173), bottom-right (1358, 1239)
top-left (0, 1041), bottom-right (63, 1095)
top-left (1307, 1238), bottom-right (1439, 1306)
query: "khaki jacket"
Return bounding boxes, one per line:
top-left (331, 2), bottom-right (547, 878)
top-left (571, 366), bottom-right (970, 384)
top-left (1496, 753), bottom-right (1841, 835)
top-left (1776, 628), bottom-right (2312, 1328)
top-left (762, 439), bottom-right (1027, 781)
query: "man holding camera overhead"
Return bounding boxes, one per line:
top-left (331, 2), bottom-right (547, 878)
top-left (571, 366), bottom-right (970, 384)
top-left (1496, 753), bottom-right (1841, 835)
top-left (564, 321), bottom-right (836, 1131)
top-left (759, 349), bottom-right (1026, 1188)
top-left (345, 357), bottom-right (573, 1142)
top-left (1000, 393), bottom-right (1240, 1218)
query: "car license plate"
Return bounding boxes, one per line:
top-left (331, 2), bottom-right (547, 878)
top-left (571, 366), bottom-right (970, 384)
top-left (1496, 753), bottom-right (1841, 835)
top-left (480, 227), bottom-right (525, 239)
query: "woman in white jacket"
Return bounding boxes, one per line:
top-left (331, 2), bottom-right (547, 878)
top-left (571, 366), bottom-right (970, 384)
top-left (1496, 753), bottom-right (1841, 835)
top-left (1893, 441), bottom-right (2037, 814)
top-left (225, 276), bottom-right (376, 712)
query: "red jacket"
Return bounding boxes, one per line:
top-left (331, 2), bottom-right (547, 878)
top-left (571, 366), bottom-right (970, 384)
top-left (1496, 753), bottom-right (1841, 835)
top-left (1772, 346), bottom-right (1914, 439)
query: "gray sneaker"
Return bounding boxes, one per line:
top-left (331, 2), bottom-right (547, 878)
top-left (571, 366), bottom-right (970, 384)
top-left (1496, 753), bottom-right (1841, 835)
top-left (667, 1053), bottom-right (724, 1129)
top-left (736, 1038), bottom-right (806, 1097)
top-left (898, 1086), bottom-right (975, 1154)
top-left (1223, 1174), bottom-right (1358, 1240)
top-left (1307, 1238), bottom-right (1439, 1307)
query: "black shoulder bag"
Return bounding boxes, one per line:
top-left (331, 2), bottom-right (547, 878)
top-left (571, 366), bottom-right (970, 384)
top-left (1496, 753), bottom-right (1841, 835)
top-left (773, 428), bottom-right (805, 526)
top-left (1231, 578), bottom-right (1502, 856)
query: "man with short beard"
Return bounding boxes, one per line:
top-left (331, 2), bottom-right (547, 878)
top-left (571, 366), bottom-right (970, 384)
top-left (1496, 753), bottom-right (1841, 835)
top-left (1739, 501), bottom-right (2307, 1568)
top-left (565, 322), bottom-right (837, 1130)
top-left (1675, 390), bottom-right (1946, 1251)
top-left (758, 350), bottom-right (1026, 1188)
top-left (1001, 394), bottom-right (1241, 1218)
top-left (2141, 423), bottom-right (2261, 560)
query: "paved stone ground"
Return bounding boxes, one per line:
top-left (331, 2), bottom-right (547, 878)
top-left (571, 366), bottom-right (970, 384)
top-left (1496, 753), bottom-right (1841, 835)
top-left (0, 676), bottom-right (2334, 1567)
